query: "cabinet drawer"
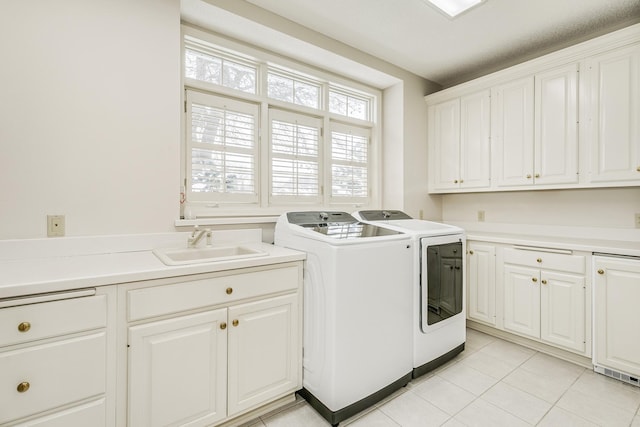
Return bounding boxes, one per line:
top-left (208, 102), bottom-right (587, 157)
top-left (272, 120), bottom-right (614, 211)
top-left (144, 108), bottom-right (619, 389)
top-left (0, 296), bottom-right (107, 348)
top-left (0, 332), bottom-right (106, 424)
top-left (503, 248), bottom-right (585, 274)
top-left (12, 398), bottom-right (106, 427)
top-left (128, 265), bottom-right (300, 321)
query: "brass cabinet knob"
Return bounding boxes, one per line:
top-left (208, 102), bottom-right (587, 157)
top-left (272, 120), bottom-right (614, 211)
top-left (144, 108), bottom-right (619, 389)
top-left (535, 173), bottom-right (540, 178)
top-left (460, 179), bottom-right (464, 183)
top-left (526, 174), bottom-right (532, 179)
top-left (454, 180), bottom-right (459, 184)
top-left (17, 382), bottom-right (30, 393)
top-left (597, 269), bottom-right (605, 275)
top-left (226, 287), bottom-right (233, 295)
top-left (541, 279), bottom-right (547, 285)
top-left (220, 322), bottom-right (227, 330)
top-left (636, 166), bottom-right (640, 172)
top-left (232, 319), bottom-right (239, 327)
top-left (18, 322), bottom-right (31, 333)
top-left (469, 250), bottom-right (474, 255)
top-left (536, 258), bottom-right (542, 263)
top-left (532, 277), bottom-right (538, 283)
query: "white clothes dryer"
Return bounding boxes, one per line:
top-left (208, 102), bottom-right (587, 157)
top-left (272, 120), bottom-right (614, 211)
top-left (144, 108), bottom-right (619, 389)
top-left (275, 211), bottom-right (414, 426)
top-left (353, 210), bottom-right (466, 378)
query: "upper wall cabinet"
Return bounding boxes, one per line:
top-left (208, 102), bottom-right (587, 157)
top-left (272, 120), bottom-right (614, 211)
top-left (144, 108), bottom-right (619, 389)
top-left (534, 64), bottom-right (579, 185)
top-left (428, 90), bottom-right (491, 192)
top-left (586, 43), bottom-right (640, 184)
top-left (426, 23), bottom-right (640, 194)
top-left (492, 76), bottom-right (535, 187)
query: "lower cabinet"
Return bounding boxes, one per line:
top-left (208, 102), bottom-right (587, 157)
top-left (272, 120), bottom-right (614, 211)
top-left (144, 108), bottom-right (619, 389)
top-left (128, 310), bottom-right (228, 427)
top-left (466, 240), bottom-right (591, 358)
top-left (466, 242), bottom-right (496, 326)
top-left (0, 289), bottom-right (113, 426)
top-left (123, 263), bottom-right (302, 427)
top-left (593, 256), bottom-right (640, 377)
top-left (503, 247), bottom-right (587, 353)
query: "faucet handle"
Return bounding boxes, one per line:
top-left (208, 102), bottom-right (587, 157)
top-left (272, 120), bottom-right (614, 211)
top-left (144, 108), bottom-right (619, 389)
top-left (191, 225), bottom-right (200, 236)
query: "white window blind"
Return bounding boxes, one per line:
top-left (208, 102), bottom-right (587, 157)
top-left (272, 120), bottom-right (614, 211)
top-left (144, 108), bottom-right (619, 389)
top-left (269, 109), bottom-right (322, 204)
top-left (330, 123), bottom-right (370, 201)
top-left (186, 90), bottom-right (259, 204)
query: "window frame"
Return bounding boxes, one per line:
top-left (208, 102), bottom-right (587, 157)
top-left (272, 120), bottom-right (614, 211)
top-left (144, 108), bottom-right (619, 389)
top-left (180, 25), bottom-right (381, 218)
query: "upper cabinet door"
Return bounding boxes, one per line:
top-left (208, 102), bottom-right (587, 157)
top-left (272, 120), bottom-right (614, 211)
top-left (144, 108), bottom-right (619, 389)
top-left (428, 99), bottom-right (461, 191)
top-left (493, 77), bottom-right (535, 187)
top-left (587, 43), bottom-right (640, 183)
top-left (460, 90), bottom-right (491, 189)
top-left (534, 64), bottom-right (579, 185)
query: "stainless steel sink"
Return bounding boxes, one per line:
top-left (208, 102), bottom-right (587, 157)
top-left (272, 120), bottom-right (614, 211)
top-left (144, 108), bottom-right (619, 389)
top-left (153, 245), bottom-right (268, 265)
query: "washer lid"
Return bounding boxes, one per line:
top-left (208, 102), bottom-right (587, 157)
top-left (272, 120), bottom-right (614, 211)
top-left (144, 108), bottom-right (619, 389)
top-left (284, 211), bottom-right (404, 239)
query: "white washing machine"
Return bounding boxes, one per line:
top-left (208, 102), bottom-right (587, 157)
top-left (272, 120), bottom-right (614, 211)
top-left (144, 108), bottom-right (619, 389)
top-left (353, 210), bottom-right (466, 378)
top-left (274, 211), bottom-right (413, 426)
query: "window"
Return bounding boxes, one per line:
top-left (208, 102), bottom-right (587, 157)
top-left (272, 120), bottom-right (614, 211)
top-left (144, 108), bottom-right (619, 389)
top-left (181, 27), bottom-right (380, 216)
top-left (269, 109), bottom-right (322, 204)
top-left (186, 91), bottom-right (258, 204)
top-left (329, 87), bottom-right (372, 121)
top-left (184, 38), bottom-right (257, 94)
top-left (267, 69), bottom-right (321, 109)
top-left (330, 124), bottom-right (370, 202)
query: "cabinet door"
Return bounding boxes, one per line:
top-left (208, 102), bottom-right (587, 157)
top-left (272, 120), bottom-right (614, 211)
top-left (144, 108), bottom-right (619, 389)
top-left (493, 77), bottom-right (535, 187)
top-left (534, 63), bottom-right (579, 185)
top-left (503, 264), bottom-right (540, 338)
top-left (588, 43), bottom-right (640, 183)
top-left (594, 257), bottom-right (640, 377)
top-left (128, 310), bottom-right (227, 427)
top-left (429, 98), bottom-right (461, 190)
top-left (467, 243), bottom-right (496, 326)
top-left (540, 270), bottom-right (585, 352)
top-left (227, 294), bottom-right (299, 416)
top-left (460, 90), bottom-right (491, 189)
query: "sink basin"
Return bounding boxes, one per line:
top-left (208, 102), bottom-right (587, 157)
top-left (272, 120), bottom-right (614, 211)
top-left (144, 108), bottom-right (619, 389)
top-left (153, 245), bottom-right (268, 266)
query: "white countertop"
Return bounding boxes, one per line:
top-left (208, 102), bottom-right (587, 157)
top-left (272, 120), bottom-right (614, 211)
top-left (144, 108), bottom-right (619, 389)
top-left (449, 221), bottom-right (640, 257)
top-left (0, 230), bottom-right (306, 299)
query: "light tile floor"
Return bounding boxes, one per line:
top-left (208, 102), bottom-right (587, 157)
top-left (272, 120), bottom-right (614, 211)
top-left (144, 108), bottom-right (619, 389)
top-left (243, 329), bottom-right (640, 427)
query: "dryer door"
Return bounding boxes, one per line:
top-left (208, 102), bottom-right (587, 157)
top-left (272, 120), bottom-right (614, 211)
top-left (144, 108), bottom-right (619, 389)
top-left (421, 237), bottom-right (463, 331)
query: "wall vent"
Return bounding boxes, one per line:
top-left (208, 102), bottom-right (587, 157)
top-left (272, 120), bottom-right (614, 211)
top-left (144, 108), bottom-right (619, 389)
top-left (594, 365), bottom-right (640, 388)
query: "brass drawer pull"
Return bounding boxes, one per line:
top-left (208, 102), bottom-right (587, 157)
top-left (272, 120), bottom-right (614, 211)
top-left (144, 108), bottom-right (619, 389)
top-left (232, 319), bottom-right (239, 327)
top-left (18, 322), bottom-right (31, 333)
top-left (469, 250), bottom-right (474, 255)
top-left (541, 279), bottom-right (547, 285)
top-left (532, 277), bottom-right (538, 283)
top-left (226, 287), bottom-right (233, 295)
top-left (597, 269), bottom-right (605, 275)
top-left (536, 258), bottom-right (542, 263)
top-left (220, 322), bottom-right (227, 330)
top-left (17, 382), bottom-right (30, 393)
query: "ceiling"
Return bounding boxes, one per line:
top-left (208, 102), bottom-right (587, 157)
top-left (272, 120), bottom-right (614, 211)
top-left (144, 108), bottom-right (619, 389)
top-left (183, 0), bottom-right (640, 88)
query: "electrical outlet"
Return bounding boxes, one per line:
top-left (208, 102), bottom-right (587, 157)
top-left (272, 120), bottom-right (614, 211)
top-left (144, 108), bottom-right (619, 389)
top-left (47, 215), bottom-right (65, 237)
top-left (477, 210), bottom-right (485, 222)
top-left (636, 213), bottom-right (640, 229)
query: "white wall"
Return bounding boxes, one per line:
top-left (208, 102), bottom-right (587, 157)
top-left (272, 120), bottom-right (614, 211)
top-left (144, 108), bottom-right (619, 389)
top-left (442, 188), bottom-right (640, 229)
top-left (0, 0), bottom-right (181, 239)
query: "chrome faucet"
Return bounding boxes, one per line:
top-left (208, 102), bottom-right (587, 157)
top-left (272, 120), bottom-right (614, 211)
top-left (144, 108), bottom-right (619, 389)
top-left (188, 226), bottom-right (212, 248)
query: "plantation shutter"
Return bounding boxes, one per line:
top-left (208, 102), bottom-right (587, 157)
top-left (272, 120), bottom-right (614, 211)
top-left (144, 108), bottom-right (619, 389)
top-left (269, 109), bottom-right (322, 204)
top-left (186, 90), bottom-right (259, 204)
top-left (330, 123), bottom-right (370, 202)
